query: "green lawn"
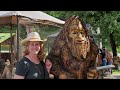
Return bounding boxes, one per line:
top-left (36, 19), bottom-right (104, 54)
top-left (1, 45), bottom-right (10, 51)
top-left (117, 46), bottom-right (120, 53)
top-left (0, 33), bottom-right (13, 43)
top-left (112, 69), bottom-right (120, 74)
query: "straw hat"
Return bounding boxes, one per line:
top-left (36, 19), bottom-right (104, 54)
top-left (21, 32), bottom-right (47, 46)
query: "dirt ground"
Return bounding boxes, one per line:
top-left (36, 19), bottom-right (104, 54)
top-left (110, 74), bottom-right (120, 79)
top-left (103, 73), bottom-right (120, 79)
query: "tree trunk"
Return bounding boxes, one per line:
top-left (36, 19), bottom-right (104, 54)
top-left (109, 33), bottom-right (117, 57)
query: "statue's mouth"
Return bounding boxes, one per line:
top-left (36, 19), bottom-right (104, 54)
top-left (76, 40), bottom-right (84, 44)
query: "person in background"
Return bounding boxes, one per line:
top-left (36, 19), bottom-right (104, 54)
top-left (11, 60), bottom-right (17, 79)
top-left (96, 48), bottom-right (102, 67)
top-left (0, 58), bottom-right (5, 76)
top-left (1, 59), bottom-right (12, 79)
top-left (106, 49), bottom-right (113, 74)
top-left (100, 47), bottom-right (113, 74)
top-left (14, 32), bottom-right (49, 79)
top-left (106, 49), bottom-right (113, 65)
top-left (101, 47), bottom-right (107, 66)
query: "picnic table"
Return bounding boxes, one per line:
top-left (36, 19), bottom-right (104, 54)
top-left (96, 65), bottom-right (115, 79)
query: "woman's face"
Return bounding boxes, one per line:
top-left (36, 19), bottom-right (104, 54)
top-left (28, 41), bottom-right (41, 55)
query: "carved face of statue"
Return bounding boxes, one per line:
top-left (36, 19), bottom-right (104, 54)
top-left (68, 18), bottom-right (90, 59)
top-left (69, 17), bottom-right (87, 44)
top-left (69, 29), bottom-right (87, 44)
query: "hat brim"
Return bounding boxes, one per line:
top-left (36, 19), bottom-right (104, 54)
top-left (21, 38), bottom-right (47, 46)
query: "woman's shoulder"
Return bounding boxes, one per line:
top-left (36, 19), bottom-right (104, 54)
top-left (17, 57), bottom-right (30, 65)
top-left (16, 57), bottom-right (31, 71)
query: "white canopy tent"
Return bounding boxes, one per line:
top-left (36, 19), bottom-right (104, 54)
top-left (0, 11), bottom-right (65, 27)
top-left (0, 11), bottom-right (65, 62)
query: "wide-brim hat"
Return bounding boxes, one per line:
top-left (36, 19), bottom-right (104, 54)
top-left (21, 32), bottom-right (47, 46)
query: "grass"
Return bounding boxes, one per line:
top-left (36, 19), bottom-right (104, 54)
top-left (112, 69), bottom-right (120, 74)
top-left (117, 46), bottom-right (120, 53)
top-left (1, 45), bottom-right (10, 51)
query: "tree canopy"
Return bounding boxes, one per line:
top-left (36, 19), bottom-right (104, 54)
top-left (44, 11), bottom-right (120, 56)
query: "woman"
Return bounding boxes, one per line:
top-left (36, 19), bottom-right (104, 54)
top-left (14, 32), bottom-right (49, 79)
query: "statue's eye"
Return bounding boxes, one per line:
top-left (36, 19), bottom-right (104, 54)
top-left (80, 32), bottom-right (84, 35)
top-left (73, 32), bottom-right (78, 34)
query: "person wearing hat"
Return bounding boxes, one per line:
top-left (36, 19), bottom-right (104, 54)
top-left (14, 32), bottom-right (49, 79)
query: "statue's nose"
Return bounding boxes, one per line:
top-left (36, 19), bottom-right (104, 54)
top-left (78, 33), bottom-right (82, 38)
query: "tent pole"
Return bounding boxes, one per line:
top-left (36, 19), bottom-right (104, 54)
top-left (17, 16), bottom-right (20, 61)
top-left (10, 23), bottom-right (14, 70)
top-left (0, 43), bottom-right (2, 59)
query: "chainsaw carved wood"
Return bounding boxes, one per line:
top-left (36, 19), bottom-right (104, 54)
top-left (46, 15), bottom-right (99, 79)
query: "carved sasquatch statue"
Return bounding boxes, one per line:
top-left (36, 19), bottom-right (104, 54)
top-left (46, 15), bottom-right (99, 79)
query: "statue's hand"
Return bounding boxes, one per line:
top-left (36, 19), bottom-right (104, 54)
top-left (59, 73), bottom-right (67, 79)
top-left (45, 59), bottom-right (52, 73)
top-left (87, 67), bottom-right (98, 79)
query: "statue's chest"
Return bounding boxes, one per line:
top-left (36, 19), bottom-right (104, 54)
top-left (61, 55), bottom-right (90, 71)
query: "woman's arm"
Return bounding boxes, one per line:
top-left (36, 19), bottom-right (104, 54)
top-left (13, 74), bottom-right (25, 79)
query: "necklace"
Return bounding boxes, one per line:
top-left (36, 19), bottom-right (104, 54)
top-left (28, 55), bottom-right (40, 64)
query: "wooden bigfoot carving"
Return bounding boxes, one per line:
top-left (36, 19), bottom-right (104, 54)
top-left (46, 15), bottom-right (99, 79)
